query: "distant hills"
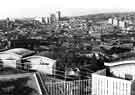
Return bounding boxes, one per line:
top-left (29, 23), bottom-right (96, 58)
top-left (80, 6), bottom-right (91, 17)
top-left (74, 12), bottom-right (135, 21)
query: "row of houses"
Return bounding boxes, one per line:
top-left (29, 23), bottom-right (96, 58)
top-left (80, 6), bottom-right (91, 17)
top-left (0, 48), bottom-right (56, 75)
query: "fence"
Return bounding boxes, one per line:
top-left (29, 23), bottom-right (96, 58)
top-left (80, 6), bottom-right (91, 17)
top-left (38, 72), bottom-right (92, 95)
top-left (92, 73), bottom-right (132, 95)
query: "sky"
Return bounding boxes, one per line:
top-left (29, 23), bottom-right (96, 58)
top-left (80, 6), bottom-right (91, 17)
top-left (0, 0), bottom-right (135, 19)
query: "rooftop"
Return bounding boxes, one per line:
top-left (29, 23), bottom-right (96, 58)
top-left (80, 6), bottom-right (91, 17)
top-left (105, 59), bottom-right (135, 67)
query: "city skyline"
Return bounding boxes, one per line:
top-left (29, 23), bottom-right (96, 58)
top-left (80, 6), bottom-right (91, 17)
top-left (1, 8), bottom-right (135, 19)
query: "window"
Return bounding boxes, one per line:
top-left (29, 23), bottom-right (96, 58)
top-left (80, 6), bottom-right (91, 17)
top-left (125, 74), bottom-right (133, 80)
top-left (40, 62), bottom-right (49, 65)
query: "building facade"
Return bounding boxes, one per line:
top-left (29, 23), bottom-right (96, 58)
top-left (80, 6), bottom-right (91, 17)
top-left (92, 59), bottom-right (135, 95)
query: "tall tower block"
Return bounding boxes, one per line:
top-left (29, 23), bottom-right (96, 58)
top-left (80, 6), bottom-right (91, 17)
top-left (57, 11), bottom-right (61, 21)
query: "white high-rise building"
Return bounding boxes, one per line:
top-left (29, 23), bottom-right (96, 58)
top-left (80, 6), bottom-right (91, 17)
top-left (108, 18), bottom-right (113, 24)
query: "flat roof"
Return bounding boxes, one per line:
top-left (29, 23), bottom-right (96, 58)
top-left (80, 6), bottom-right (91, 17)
top-left (0, 72), bottom-right (42, 95)
top-left (0, 67), bottom-right (26, 75)
top-left (105, 59), bottom-right (135, 67)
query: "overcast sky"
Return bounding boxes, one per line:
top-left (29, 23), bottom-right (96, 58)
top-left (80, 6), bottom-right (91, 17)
top-left (0, 0), bottom-right (135, 19)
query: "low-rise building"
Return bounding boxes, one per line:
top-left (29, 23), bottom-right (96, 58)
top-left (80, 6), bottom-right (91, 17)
top-left (92, 59), bottom-right (135, 95)
top-left (0, 52), bottom-right (21, 68)
top-left (22, 55), bottom-right (56, 75)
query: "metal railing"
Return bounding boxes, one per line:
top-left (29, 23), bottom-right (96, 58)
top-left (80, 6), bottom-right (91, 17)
top-left (39, 72), bottom-right (92, 95)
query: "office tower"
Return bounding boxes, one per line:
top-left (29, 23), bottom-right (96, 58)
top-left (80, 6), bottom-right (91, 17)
top-left (57, 11), bottom-right (61, 21)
